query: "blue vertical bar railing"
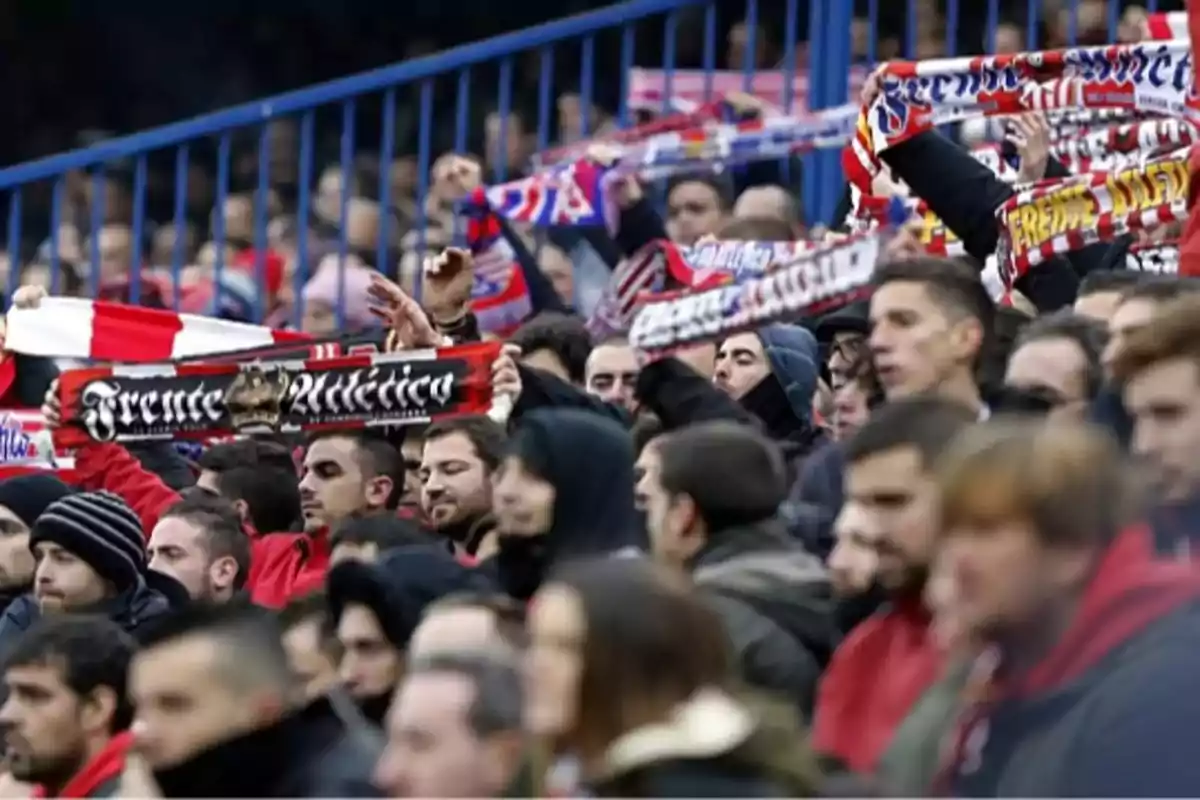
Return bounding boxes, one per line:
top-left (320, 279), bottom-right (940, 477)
top-left (0, 0), bottom-right (1153, 326)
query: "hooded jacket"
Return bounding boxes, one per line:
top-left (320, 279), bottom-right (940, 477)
top-left (689, 517), bottom-right (838, 716)
top-left (939, 526), bottom-right (1200, 797)
top-left (745, 324), bottom-right (826, 465)
top-left (490, 408), bottom-right (643, 600)
top-left (0, 578), bottom-right (171, 659)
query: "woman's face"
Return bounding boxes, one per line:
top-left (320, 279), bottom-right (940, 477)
top-left (524, 584), bottom-right (585, 739)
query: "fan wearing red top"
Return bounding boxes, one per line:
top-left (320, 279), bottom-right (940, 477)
top-left (0, 616), bottom-right (135, 799)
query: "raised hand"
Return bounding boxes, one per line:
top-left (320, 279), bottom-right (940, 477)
top-left (367, 273), bottom-right (444, 350)
top-left (422, 247), bottom-right (474, 325)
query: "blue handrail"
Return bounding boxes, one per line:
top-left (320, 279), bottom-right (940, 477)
top-left (0, 0), bottom-right (709, 190)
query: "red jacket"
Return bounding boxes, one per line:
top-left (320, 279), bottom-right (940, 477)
top-left (813, 596), bottom-right (943, 773)
top-left (32, 731), bottom-right (131, 798)
top-left (76, 443), bottom-right (329, 608)
top-left (1181, 0), bottom-right (1200, 276)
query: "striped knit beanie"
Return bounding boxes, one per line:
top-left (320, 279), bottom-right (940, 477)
top-left (29, 491), bottom-right (146, 591)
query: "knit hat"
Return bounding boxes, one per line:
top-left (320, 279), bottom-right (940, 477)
top-left (30, 491), bottom-right (146, 591)
top-left (301, 257), bottom-right (378, 331)
top-left (0, 475), bottom-right (74, 529)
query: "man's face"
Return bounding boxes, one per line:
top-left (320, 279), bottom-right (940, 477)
top-left (1103, 297), bottom-right (1160, 377)
top-left (299, 437), bottom-right (369, 533)
top-left (420, 432), bottom-right (491, 530)
top-left (870, 281), bottom-right (969, 399)
top-left (1125, 357), bottom-right (1200, 502)
top-left (666, 181), bottom-right (724, 246)
top-left (148, 516), bottom-right (226, 601)
top-left (585, 343), bottom-right (640, 411)
top-left (375, 672), bottom-right (514, 799)
top-left (0, 508), bottom-right (35, 590)
top-left (33, 543), bottom-right (108, 612)
top-left (829, 496), bottom-right (881, 597)
top-left (492, 456), bottom-right (556, 538)
top-left (828, 332), bottom-right (867, 390)
top-left (713, 332), bottom-right (771, 400)
top-left (400, 439), bottom-right (423, 514)
top-left (1073, 290), bottom-right (1123, 323)
top-left (1005, 336), bottom-right (1090, 420)
top-left (635, 444), bottom-right (693, 566)
top-left (338, 604), bottom-right (402, 700)
top-left (0, 664), bottom-right (94, 785)
top-left (282, 618), bottom-right (340, 703)
top-left (842, 447), bottom-right (939, 595)
top-left (942, 515), bottom-right (1086, 642)
top-left (131, 637), bottom-right (270, 769)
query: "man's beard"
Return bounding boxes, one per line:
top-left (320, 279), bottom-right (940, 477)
top-left (887, 562), bottom-right (930, 601)
top-left (8, 741), bottom-right (84, 789)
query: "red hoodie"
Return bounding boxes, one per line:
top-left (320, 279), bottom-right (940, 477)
top-left (1179, 0), bottom-right (1200, 276)
top-left (937, 525), bottom-right (1200, 789)
top-left (75, 443), bottom-right (329, 608)
top-left (813, 594), bottom-right (943, 773)
top-left (32, 731), bottom-right (131, 798)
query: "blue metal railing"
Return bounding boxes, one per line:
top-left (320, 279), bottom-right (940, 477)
top-left (0, 0), bottom-right (1185, 326)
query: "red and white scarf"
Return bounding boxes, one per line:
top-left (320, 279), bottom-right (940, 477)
top-left (5, 298), bottom-right (310, 362)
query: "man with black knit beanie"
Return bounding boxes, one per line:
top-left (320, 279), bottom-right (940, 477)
top-left (635, 420), bottom-right (838, 715)
top-left (0, 474), bottom-right (72, 613)
top-left (0, 490), bottom-right (172, 656)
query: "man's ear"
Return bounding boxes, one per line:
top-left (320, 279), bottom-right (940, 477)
top-left (233, 498), bottom-right (251, 526)
top-left (80, 686), bottom-right (118, 737)
top-left (366, 475), bottom-right (395, 509)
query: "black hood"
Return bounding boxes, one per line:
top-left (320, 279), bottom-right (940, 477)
top-left (509, 408), bottom-right (644, 558)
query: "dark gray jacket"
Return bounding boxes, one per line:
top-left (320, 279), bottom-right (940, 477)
top-left (690, 519), bottom-right (839, 715)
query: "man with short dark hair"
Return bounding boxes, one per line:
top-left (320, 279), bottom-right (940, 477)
top-left (147, 495), bottom-right (250, 603)
top-left (507, 312), bottom-right (592, 385)
top-left (130, 603), bottom-right (379, 796)
top-left (195, 438), bottom-right (301, 535)
top-left (1004, 309), bottom-right (1107, 420)
top-left (374, 653), bottom-right (525, 798)
top-left (0, 615), bottom-right (136, 798)
top-left (869, 257), bottom-right (994, 415)
top-left (300, 431), bottom-right (403, 536)
top-left (636, 420), bottom-right (836, 714)
top-left (584, 335), bottom-right (640, 412)
top-left (813, 397), bottom-right (976, 775)
top-left (789, 257), bottom-right (994, 556)
top-left (0, 475), bottom-right (72, 613)
top-left (420, 416), bottom-right (506, 560)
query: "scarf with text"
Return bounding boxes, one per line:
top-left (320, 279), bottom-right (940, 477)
top-left (843, 41), bottom-right (1200, 203)
top-left (996, 154), bottom-right (1190, 287)
top-left (52, 342), bottom-right (501, 449)
top-left (628, 233), bottom-right (881, 354)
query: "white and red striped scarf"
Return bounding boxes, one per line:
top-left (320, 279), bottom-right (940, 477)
top-left (996, 155), bottom-right (1190, 287)
top-left (628, 233), bottom-right (881, 354)
top-left (1144, 12), bottom-right (1187, 41)
top-left (5, 298), bottom-right (311, 362)
top-left (0, 409), bottom-right (76, 482)
top-left (842, 41), bottom-right (1199, 205)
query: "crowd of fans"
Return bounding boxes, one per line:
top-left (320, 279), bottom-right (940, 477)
top-left (0, 0), bottom-right (1190, 797)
